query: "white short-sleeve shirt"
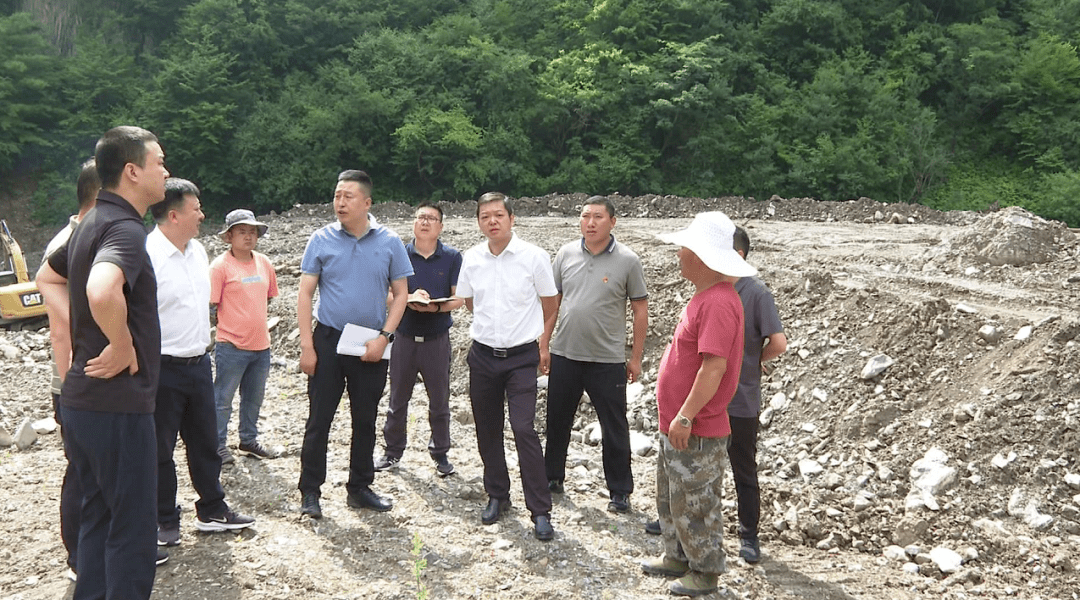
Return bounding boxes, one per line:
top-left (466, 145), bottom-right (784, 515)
top-left (457, 233), bottom-right (557, 348)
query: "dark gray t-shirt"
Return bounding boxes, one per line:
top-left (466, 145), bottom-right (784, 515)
top-left (729, 276), bottom-right (784, 418)
top-left (550, 237), bottom-right (648, 363)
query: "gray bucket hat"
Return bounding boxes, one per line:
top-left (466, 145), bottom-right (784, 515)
top-left (218, 209), bottom-right (268, 240)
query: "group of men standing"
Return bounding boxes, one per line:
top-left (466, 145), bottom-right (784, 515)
top-left (36, 124), bottom-right (787, 599)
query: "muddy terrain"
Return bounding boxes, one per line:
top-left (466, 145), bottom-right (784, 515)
top-left (2, 193), bottom-right (1079, 600)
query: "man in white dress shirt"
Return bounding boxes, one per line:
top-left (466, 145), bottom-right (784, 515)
top-left (147, 178), bottom-right (254, 548)
top-left (456, 192), bottom-right (559, 541)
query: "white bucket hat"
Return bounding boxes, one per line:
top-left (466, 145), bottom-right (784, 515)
top-left (656, 212), bottom-right (758, 278)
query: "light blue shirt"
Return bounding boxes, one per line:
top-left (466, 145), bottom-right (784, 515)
top-left (300, 217), bottom-right (413, 332)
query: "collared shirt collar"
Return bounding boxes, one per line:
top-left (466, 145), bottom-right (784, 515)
top-left (147, 226), bottom-right (191, 257)
top-left (96, 189), bottom-right (142, 220)
top-left (408, 238), bottom-right (444, 258)
top-left (331, 213), bottom-right (380, 239)
top-left (579, 235), bottom-right (617, 255)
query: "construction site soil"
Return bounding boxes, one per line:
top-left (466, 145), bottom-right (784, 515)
top-left (2, 192), bottom-right (1079, 600)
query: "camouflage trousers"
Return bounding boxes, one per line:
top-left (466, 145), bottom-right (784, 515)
top-left (656, 433), bottom-right (729, 575)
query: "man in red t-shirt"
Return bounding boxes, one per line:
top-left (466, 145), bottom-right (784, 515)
top-left (641, 212), bottom-right (757, 597)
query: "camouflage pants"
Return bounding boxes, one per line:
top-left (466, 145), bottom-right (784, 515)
top-left (656, 433), bottom-right (729, 575)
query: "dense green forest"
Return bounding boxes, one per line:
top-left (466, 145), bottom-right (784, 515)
top-left (2, 0), bottom-right (1079, 225)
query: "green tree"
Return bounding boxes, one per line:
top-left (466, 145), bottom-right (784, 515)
top-left (0, 12), bottom-right (65, 169)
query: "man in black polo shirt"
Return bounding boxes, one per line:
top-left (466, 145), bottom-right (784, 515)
top-left (374, 202), bottom-right (464, 476)
top-left (37, 126), bottom-right (168, 600)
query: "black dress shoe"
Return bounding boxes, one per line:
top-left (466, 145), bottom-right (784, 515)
top-left (645, 519), bottom-right (661, 535)
top-left (607, 493), bottom-right (631, 513)
top-left (347, 487), bottom-right (392, 512)
top-left (301, 493), bottom-right (322, 519)
top-left (481, 497), bottom-right (511, 525)
top-left (533, 515), bottom-right (554, 541)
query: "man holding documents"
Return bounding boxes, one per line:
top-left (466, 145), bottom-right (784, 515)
top-left (296, 169), bottom-right (412, 519)
top-left (375, 203), bottom-right (464, 477)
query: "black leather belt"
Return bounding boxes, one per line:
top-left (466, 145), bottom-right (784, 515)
top-left (473, 341), bottom-right (536, 359)
top-left (161, 353), bottom-right (206, 366)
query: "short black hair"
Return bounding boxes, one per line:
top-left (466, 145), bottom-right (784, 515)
top-left (733, 226), bottom-right (751, 258)
top-left (76, 158), bottom-right (100, 210)
top-left (583, 195), bottom-right (616, 218)
top-left (150, 178), bottom-right (200, 222)
top-left (476, 192), bottom-right (513, 219)
top-left (94, 126), bottom-right (158, 189)
top-left (338, 169), bottom-right (373, 197)
top-left (416, 202), bottom-right (443, 221)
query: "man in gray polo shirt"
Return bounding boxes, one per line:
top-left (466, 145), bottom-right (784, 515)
top-left (545, 196), bottom-right (648, 513)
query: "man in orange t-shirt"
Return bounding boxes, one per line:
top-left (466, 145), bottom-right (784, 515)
top-left (211, 209), bottom-right (279, 463)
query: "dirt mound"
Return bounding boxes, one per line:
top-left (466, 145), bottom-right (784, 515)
top-left (948, 206), bottom-right (1077, 266)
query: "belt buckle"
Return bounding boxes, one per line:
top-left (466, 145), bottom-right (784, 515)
top-left (414, 336), bottom-right (425, 343)
top-left (493, 347), bottom-right (508, 358)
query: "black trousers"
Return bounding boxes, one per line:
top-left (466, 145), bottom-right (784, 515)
top-left (728, 415), bottom-right (760, 539)
top-left (155, 355), bottom-right (228, 526)
top-left (299, 323), bottom-right (389, 497)
top-left (53, 392), bottom-right (81, 571)
top-left (62, 406), bottom-right (157, 600)
top-left (544, 354), bottom-right (633, 495)
top-left (467, 341), bottom-right (551, 519)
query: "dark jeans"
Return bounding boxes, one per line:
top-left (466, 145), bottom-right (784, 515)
top-left (727, 415), bottom-right (760, 539)
top-left (384, 331), bottom-right (452, 458)
top-left (544, 354), bottom-right (633, 495)
top-left (467, 341), bottom-right (551, 518)
top-left (61, 406), bottom-right (157, 600)
top-left (155, 355), bottom-right (229, 526)
top-left (299, 323), bottom-right (389, 497)
top-left (53, 392), bottom-right (81, 571)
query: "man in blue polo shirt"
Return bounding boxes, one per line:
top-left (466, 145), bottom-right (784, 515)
top-left (375, 202), bottom-right (464, 476)
top-left (297, 170), bottom-right (413, 519)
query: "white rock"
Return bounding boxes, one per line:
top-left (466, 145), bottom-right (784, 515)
top-left (977, 324), bottom-right (1002, 344)
top-left (32, 417), bottom-right (57, 435)
top-left (758, 407), bottom-right (774, 427)
top-left (491, 539), bottom-right (514, 550)
top-left (860, 354), bottom-right (894, 379)
top-left (587, 422), bottom-right (603, 445)
top-left (906, 447), bottom-right (957, 511)
top-left (800, 422), bottom-right (817, 433)
top-left (798, 459), bottom-right (823, 477)
top-left (961, 547), bottom-right (979, 563)
top-left (0, 425), bottom-right (12, 447)
top-left (930, 546), bottom-right (963, 573)
top-left (629, 431), bottom-right (653, 457)
top-left (853, 495), bottom-right (874, 512)
top-left (882, 545), bottom-right (907, 561)
top-left (955, 303), bottom-right (978, 314)
top-left (626, 381), bottom-right (645, 405)
top-left (14, 418), bottom-right (37, 450)
top-left (1013, 325), bottom-right (1033, 341)
top-left (811, 388), bottom-right (828, 402)
top-left (797, 348), bottom-right (810, 360)
top-left (901, 562), bottom-right (920, 574)
top-left (991, 451), bottom-right (1017, 469)
top-left (1007, 488), bottom-right (1054, 530)
top-left (0, 344), bottom-right (19, 360)
top-left (769, 392), bottom-right (788, 410)
top-left (1064, 472), bottom-right (1080, 489)
top-left (536, 375), bottom-right (549, 389)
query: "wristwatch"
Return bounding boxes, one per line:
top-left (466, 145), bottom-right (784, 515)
top-left (676, 413), bottom-right (693, 428)
top-left (379, 330), bottom-right (395, 343)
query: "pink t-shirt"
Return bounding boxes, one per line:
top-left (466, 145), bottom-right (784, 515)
top-left (656, 281), bottom-right (744, 438)
top-left (210, 250), bottom-right (279, 351)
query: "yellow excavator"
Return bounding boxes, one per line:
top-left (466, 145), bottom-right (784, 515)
top-left (0, 220), bottom-right (47, 329)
